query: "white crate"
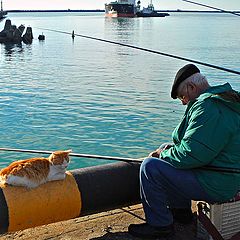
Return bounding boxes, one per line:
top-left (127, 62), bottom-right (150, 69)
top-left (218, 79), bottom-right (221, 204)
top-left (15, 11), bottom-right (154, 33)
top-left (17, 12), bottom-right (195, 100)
top-left (197, 195), bottom-right (240, 240)
top-left (210, 201), bottom-right (240, 239)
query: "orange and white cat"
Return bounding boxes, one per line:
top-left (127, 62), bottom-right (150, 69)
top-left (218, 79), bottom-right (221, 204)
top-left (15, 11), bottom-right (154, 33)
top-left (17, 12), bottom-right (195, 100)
top-left (0, 149), bottom-right (72, 188)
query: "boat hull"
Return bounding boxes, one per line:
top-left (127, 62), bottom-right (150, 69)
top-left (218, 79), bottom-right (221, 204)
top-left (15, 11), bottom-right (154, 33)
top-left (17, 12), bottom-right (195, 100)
top-left (105, 3), bottom-right (136, 18)
top-left (136, 11), bottom-right (169, 17)
top-left (105, 12), bottom-right (135, 17)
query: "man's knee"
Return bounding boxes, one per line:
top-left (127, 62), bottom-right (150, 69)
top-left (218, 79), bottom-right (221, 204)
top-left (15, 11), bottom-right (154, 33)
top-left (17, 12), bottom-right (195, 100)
top-left (140, 158), bottom-right (162, 177)
top-left (141, 157), bottom-right (156, 170)
top-left (140, 157), bottom-right (174, 178)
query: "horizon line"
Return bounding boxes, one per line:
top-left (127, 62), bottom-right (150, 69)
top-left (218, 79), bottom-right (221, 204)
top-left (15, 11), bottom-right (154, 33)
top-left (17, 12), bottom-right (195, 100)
top-left (5, 9), bottom-right (240, 13)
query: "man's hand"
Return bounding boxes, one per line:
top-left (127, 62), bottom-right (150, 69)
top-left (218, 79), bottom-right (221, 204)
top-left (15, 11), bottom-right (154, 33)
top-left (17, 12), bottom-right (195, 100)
top-left (148, 144), bottom-right (172, 158)
top-left (148, 148), bottom-right (161, 158)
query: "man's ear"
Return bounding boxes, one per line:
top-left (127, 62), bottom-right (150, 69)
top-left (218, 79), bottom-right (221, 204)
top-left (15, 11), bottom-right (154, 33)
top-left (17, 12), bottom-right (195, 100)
top-left (189, 82), bottom-right (197, 93)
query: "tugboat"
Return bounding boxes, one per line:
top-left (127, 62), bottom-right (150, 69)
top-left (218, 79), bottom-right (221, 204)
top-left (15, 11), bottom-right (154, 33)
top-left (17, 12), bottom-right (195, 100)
top-left (136, 0), bottom-right (169, 17)
top-left (0, 0), bottom-right (7, 20)
top-left (105, 0), bottom-right (136, 18)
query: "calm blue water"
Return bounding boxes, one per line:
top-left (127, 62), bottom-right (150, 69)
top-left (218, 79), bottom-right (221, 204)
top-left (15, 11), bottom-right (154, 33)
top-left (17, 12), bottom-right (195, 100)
top-left (0, 12), bottom-right (239, 169)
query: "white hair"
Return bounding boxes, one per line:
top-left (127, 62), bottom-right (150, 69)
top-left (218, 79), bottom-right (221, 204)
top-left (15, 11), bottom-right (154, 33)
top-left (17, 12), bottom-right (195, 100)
top-left (177, 72), bottom-right (210, 98)
top-left (184, 72), bottom-right (209, 88)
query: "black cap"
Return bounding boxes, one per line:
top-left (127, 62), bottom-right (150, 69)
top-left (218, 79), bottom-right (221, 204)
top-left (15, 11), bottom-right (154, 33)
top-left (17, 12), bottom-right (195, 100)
top-left (171, 64), bottom-right (200, 99)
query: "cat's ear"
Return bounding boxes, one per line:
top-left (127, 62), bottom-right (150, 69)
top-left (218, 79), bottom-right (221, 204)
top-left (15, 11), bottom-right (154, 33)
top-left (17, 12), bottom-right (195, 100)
top-left (65, 149), bottom-right (72, 154)
top-left (49, 152), bottom-right (55, 160)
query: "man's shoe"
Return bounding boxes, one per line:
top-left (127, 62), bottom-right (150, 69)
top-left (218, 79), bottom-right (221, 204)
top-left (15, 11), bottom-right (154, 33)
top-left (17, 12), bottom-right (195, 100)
top-left (171, 208), bottom-right (193, 224)
top-left (128, 223), bottom-right (174, 239)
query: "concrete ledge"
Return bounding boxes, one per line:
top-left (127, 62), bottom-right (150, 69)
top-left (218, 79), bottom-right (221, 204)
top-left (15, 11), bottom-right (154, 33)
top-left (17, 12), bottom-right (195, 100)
top-left (0, 203), bottom-right (198, 240)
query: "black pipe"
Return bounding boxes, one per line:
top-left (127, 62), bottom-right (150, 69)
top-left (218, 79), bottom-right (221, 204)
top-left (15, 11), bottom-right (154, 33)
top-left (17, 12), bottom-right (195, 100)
top-left (71, 161), bottom-right (141, 216)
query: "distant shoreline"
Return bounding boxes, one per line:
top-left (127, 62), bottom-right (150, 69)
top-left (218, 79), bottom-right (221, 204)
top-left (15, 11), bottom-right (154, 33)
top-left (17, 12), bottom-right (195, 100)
top-left (5, 9), bottom-right (240, 13)
top-left (7, 9), bottom-right (105, 13)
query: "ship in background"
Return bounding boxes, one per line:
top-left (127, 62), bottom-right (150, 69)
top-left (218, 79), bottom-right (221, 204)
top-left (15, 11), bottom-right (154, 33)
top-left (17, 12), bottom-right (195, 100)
top-left (0, 0), bottom-right (7, 20)
top-left (105, 0), bottom-right (137, 18)
top-left (105, 0), bottom-right (169, 18)
top-left (136, 0), bottom-right (169, 17)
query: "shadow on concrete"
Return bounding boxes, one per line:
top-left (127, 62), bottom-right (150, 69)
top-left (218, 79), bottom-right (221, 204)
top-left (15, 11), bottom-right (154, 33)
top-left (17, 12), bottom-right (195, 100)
top-left (90, 231), bottom-right (171, 239)
top-left (91, 222), bottom-right (197, 240)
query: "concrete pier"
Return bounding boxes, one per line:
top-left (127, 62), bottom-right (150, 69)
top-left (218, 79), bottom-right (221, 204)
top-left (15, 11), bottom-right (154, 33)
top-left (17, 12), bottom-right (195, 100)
top-left (0, 203), bottom-right (198, 240)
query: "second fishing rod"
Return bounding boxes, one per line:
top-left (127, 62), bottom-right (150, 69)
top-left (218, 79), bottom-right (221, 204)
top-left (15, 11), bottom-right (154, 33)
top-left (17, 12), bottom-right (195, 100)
top-left (36, 27), bottom-right (240, 76)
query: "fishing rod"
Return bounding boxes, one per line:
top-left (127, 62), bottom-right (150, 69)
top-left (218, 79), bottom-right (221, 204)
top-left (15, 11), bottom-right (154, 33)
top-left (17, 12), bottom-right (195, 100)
top-left (182, 0), bottom-right (240, 17)
top-left (36, 27), bottom-right (240, 76)
top-left (0, 147), bottom-right (240, 173)
top-left (0, 147), bottom-right (143, 163)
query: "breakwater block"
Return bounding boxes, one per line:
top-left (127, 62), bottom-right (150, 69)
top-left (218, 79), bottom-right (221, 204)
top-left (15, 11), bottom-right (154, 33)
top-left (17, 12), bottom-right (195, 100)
top-left (0, 19), bottom-right (33, 44)
top-left (0, 161), bottom-right (140, 233)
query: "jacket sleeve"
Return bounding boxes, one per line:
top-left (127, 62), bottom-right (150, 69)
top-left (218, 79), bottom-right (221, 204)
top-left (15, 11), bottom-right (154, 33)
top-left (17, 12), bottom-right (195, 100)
top-left (160, 99), bottom-right (233, 169)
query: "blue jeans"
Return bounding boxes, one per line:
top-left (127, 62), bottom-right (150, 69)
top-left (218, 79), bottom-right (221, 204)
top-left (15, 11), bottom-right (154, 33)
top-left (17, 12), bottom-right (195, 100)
top-left (140, 157), bottom-right (215, 227)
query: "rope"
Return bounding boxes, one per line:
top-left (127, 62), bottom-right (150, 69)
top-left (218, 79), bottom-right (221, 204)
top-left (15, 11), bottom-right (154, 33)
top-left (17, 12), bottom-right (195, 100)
top-left (36, 27), bottom-right (240, 76)
top-left (182, 0), bottom-right (240, 17)
top-left (197, 202), bottom-right (225, 240)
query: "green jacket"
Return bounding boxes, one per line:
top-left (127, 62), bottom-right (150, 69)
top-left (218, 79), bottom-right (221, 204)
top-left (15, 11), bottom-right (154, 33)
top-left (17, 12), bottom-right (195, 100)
top-left (160, 83), bottom-right (240, 201)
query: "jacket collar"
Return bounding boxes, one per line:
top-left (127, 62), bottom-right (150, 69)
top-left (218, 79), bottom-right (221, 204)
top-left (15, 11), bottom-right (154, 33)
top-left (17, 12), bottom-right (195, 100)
top-left (198, 83), bottom-right (233, 101)
top-left (188, 83), bottom-right (240, 114)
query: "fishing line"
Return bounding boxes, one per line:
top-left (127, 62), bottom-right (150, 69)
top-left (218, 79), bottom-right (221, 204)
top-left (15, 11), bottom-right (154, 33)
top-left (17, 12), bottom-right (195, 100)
top-left (0, 147), bottom-right (240, 173)
top-left (36, 27), bottom-right (240, 75)
top-left (182, 0), bottom-right (240, 17)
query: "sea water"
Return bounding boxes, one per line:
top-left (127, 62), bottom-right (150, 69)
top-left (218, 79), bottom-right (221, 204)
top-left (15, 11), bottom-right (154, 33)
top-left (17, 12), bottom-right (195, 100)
top-left (0, 12), bottom-right (239, 169)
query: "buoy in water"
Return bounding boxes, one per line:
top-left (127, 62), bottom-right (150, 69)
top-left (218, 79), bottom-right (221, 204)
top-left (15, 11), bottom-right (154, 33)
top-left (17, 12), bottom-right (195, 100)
top-left (38, 33), bottom-right (45, 41)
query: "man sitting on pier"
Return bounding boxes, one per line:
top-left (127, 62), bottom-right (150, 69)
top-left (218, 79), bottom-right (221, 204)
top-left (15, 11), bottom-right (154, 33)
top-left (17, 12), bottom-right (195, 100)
top-left (128, 64), bottom-right (240, 239)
